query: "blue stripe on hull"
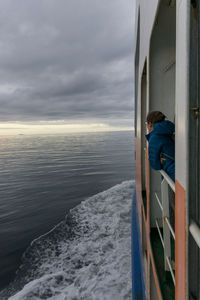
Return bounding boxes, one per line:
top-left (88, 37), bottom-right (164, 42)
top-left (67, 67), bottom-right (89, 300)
top-left (131, 190), bottom-right (146, 300)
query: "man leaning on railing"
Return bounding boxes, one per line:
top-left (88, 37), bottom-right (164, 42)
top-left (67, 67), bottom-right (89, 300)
top-left (145, 111), bottom-right (175, 230)
top-left (145, 111), bottom-right (175, 182)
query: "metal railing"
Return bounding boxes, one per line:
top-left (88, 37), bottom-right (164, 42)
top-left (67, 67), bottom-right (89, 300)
top-left (155, 170), bottom-right (175, 285)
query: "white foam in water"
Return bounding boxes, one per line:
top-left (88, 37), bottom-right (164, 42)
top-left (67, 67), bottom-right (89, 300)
top-left (7, 181), bottom-right (134, 300)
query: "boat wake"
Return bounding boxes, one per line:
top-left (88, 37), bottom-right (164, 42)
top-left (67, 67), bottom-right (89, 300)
top-left (2, 181), bottom-right (134, 300)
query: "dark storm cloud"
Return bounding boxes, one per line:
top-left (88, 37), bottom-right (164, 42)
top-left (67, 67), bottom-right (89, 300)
top-left (0, 0), bottom-right (134, 126)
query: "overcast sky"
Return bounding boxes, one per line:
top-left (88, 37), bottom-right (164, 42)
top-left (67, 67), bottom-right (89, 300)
top-left (0, 0), bottom-right (134, 134)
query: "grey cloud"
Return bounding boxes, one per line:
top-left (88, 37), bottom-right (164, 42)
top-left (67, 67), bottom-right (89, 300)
top-left (0, 0), bottom-right (134, 127)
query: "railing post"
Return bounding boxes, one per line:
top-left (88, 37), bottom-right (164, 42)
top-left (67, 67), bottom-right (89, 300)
top-left (161, 179), bottom-right (171, 271)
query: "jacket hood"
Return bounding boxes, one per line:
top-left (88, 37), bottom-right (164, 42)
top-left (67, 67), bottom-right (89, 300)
top-left (153, 120), bottom-right (175, 135)
top-left (145, 120), bottom-right (175, 141)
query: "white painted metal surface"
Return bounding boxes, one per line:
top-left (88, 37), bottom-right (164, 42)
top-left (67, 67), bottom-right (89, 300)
top-left (166, 256), bottom-right (176, 286)
top-left (134, 0), bottom-right (159, 85)
top-left (155, 176), bottom-right (175, 240)
top-left (156, 219), bottom-right (165, 248)
top-left (175, 0), bottom-right (190, 189)
top-left (165, 216), bottom-right (175, 240)
top-left (161, 178), bottom-right (171, 271)
top-left (155, 192), bottom-right (163, 212)
top-left (189, 220), bottom-right (200, 249)
top-left (160, 170), bottom-right (175, 192)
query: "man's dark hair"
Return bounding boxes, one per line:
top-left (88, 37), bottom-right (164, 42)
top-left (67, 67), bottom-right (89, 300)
top-left (146, 111), bottom-right (166, 125)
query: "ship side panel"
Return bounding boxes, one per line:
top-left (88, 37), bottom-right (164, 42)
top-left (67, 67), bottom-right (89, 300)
top-left (134, 2), bottom-right (163, 300)
top-left (135, 0), bottom-right (160, 208)
top-left (134, 0), bottom-right (159, 91)
top-left (139, 0), bottom-right (159, 76)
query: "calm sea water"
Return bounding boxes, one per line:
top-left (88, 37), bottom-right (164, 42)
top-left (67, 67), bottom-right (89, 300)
top-left (0, 131), bottom-right (134, 290)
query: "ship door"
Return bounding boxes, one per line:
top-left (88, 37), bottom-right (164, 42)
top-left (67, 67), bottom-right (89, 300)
top-left (189, 1), bottom-right (200, 298)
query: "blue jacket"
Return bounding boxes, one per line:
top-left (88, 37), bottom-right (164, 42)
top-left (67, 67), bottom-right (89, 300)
top-left (145, 120), bottom-right (175, 181)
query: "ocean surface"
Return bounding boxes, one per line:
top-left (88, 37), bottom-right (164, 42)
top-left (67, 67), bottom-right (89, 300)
top-left (0, 131), bottom-right (134, 299)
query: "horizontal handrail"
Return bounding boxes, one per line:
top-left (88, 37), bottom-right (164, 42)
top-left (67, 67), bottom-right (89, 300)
top-left (166, 256), bottom-right (175, 285)
top-left (155, 193), bottom-right (163, 212)
top-left (164, 216), bottom-right (175, 240)
top-left (189, 220), bottom-right (200, 248)
top-left (160, 170), bottom-right (175, 192)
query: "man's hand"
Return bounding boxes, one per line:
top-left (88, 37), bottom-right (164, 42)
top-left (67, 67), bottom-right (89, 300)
top-left (160, 158), bottom-right (166, 165)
